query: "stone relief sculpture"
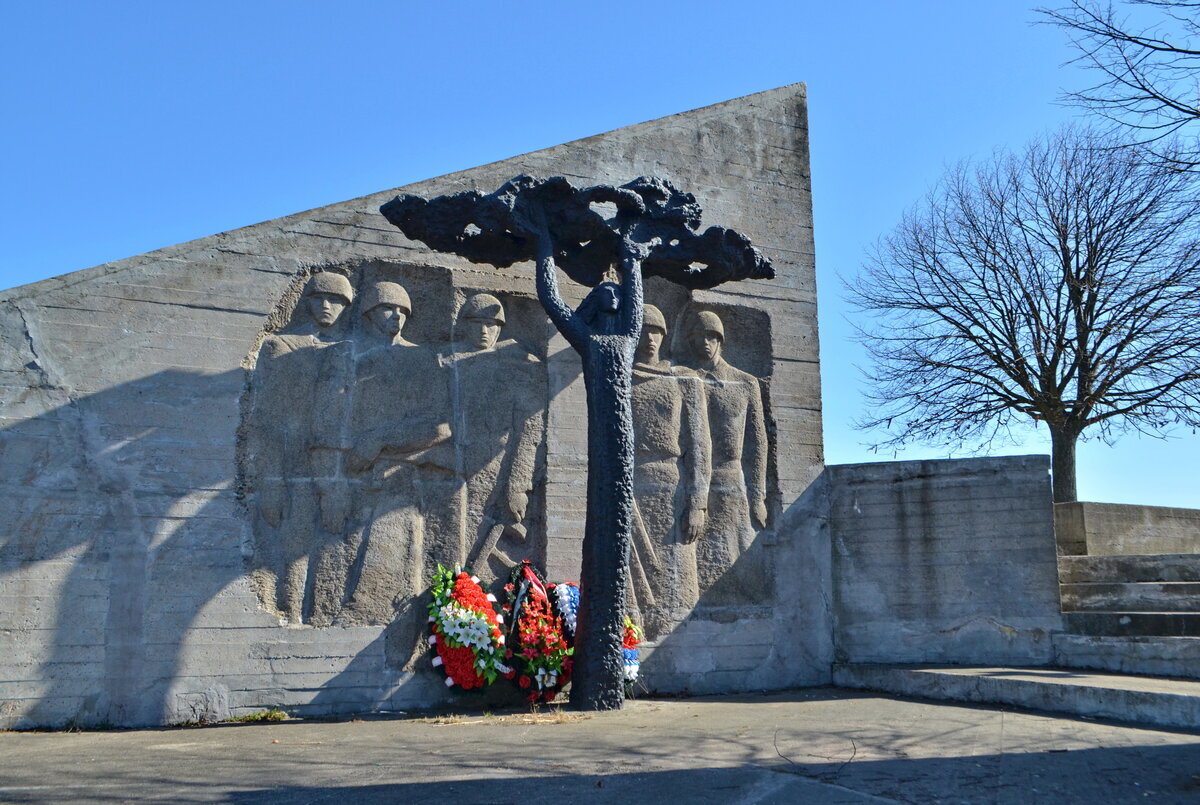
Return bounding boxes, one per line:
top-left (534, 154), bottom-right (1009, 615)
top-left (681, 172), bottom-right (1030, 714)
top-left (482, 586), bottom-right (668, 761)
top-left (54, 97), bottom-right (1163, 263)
top-left (240, 260), bottom-right (773, 680)
top-left (444, 293), bottom-right (545, 581)
top-left (628, 305), bottom-right (710, 638)
top-left (684, 310), bottom-right (770, 605)
top-left (245, 271), bottom-right (355, 624)
top-left (339, 281), bottom-right (454, 634)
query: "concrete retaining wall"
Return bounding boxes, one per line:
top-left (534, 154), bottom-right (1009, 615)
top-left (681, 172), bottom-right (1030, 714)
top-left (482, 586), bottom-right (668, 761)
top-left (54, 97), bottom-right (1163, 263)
top-left (829, 456), bottom-right (1063, 666)
top-left (1055, 502), bottom-right (1200, 556)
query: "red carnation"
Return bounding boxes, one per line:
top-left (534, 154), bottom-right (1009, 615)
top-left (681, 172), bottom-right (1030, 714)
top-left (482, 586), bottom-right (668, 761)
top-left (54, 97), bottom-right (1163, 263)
top-left (434, 630), bottom-right (486, 689)
top-left (519, 675), bottom-right (531, 689)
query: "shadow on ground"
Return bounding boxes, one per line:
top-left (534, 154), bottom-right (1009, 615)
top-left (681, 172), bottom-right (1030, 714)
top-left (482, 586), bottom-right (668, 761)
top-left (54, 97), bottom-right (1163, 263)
top-left (2, 727), bottom-right (1199, 804)
top-left (221, 744), bottom-right (1200, 805)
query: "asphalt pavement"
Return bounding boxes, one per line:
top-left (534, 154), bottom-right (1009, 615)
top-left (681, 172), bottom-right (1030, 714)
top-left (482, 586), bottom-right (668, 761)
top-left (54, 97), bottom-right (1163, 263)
top-left (2, 688), bottom-right (1199, 804)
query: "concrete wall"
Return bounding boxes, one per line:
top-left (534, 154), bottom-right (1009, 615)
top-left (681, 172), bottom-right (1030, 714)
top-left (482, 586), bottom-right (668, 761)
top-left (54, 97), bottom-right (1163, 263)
top-left (1055, 502), bottom-right (1200, 556)
top-left (829, 456), bottom-right (1063, 666)
top-left (0, 84), bottom-right (829, 727)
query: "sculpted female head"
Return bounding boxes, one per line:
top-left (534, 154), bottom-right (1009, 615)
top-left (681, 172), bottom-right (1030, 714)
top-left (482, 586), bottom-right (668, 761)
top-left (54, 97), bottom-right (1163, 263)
top-left (577, 281), bottom-right (623, 334)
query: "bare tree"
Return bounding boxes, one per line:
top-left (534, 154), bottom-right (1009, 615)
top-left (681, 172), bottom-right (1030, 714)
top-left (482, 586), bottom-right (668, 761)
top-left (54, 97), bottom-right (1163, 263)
top-left (1041, 0), bottom-right (1200, 166)
top-left (849, 126), bottom-right (1200, 502)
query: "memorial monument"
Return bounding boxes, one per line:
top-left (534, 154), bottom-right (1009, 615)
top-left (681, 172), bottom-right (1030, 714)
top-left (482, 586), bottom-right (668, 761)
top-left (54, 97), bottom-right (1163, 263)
top-left (0, 85), bottom-right (834, 727)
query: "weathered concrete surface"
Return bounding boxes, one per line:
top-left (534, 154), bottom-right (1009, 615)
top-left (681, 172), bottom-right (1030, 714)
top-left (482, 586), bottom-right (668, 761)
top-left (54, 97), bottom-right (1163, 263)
top-left (1061, 581), bottom-right (1200, 612)
top-left (1055, 501), bottom-right (1088, 555)
top-left (834, 664), bottom-right (1200, 730)
top-left (1064, 612), bottom-right (1200, 637)
top-left (4, 689), bottom-right (1200, 804)
top-left (1059, 554), bottom-right (1200, 584)
top-left (0, 83), bottom-right (827, 727)
top-left (639, 467), bottom-right (831, 696)
top-left (828, 456), bottom-right (1063, 666)
top-left (1054, 634), bottom-right (1200, 680)
top-left (1056, 502), bottom-right (1200, 556)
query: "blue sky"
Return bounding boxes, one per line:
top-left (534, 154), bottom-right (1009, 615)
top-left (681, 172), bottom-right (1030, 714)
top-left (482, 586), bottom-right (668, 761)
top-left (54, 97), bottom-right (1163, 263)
top-left (2, 1), bottom-right (1195, 506)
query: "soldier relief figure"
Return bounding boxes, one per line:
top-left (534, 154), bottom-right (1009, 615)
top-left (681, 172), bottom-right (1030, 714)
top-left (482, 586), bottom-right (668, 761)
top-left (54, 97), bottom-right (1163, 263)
top-left (444, 293), bottom-right (545, 581)
top-left (628, 305), bottom-right (710, 638)
top-left (245, 271), bottom-right (355, 624)
top-left (684, 310), bottom-right (769, 605)
top-left (340, 281), bottom-right (453, 632)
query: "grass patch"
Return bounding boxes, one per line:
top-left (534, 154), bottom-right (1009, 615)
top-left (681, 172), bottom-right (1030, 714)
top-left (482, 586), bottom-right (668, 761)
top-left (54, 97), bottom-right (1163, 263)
top-left (228, 708), bottom-right (288, 723)
top-left (418, 707), bottom-right (590, 727)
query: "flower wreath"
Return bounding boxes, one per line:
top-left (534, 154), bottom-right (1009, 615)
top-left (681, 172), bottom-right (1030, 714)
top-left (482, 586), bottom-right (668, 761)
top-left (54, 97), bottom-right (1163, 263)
top-left (548, 580), bottom-right (580, 647)
top-left (622, 615), bottom-right (643, 684)
top-left (428, 565), bottom-right (512, 690)
top-left (504, 560), bottom-right (573, 703)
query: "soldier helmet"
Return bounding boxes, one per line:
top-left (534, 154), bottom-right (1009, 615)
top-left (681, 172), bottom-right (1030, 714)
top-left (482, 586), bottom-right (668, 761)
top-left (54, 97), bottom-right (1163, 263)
top-left (304, 271), bottom-right (354, 304)
top-left (643, 304), bottom-right (667, 333)
top-left (360, 282), bottom-right (412, 316)
top-left (458, 293), bottom-right (505, 324)
top-left (690, 310), bottom-right (724, 339)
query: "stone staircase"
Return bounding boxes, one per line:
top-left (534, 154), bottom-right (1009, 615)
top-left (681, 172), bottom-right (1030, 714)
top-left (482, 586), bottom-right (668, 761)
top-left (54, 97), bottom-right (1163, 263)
top-left (831, 507), bottom-right (1200, 729)
top-left (1053, 553), bottom-right (1200, 678)
top-left (832, 553), bottom-right (1200, 729)
top-left (833, 664), bottom-right (1200, 730)
top-left (1058, 553), bottom-right (1200, 636)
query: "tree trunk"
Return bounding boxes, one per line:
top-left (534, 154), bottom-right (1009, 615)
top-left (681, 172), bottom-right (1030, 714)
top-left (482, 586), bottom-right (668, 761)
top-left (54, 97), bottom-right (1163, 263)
top-left (569, 337), bottom-right (636, 710)
top-left (1049, 425), bottom-right (1080, 503)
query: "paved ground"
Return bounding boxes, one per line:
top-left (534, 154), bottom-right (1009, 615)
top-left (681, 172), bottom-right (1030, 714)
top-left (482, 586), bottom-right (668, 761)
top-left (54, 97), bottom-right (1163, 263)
top-left (3, 688), bottom-right (1200, 804)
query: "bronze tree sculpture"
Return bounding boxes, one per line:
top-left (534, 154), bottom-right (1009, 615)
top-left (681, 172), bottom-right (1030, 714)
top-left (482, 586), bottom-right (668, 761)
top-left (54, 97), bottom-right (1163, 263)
top-left (380, 175), bottom-right (773, 710)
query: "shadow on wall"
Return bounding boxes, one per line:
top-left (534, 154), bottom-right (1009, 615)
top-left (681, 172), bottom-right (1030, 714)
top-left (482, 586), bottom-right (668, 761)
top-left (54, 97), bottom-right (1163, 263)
top-left (0, 257), bottom-right (561, 728)
top-left (0, 356), bottom-right (550, 728)
top-left (639, 471), bottom-right (832, 694)
top-left (0, 367), bottom-right (255, 727)
top-left (0, 361), bottom-right (763, 727)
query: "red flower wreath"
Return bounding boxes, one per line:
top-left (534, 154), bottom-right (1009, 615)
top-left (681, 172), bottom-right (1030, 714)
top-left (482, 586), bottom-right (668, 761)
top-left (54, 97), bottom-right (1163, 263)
top-left (428, 565), bottom-right (511, 690)
top-left (506, 560), bottom-right (573, 703)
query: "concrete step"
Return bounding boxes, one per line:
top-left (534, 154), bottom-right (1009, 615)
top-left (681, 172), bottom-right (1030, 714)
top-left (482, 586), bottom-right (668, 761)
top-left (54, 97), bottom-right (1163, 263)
top-left (1064, 611), bottom-right (1200, 636)
top-left (1058, 554), bottom-right (1200, 584)
top-left (833, 663), bottom-right (1200, 730)
top-left (1060, 581), bottom-right (1200, 612)
top-left (1053, 634), bottom-right (1200, 680)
